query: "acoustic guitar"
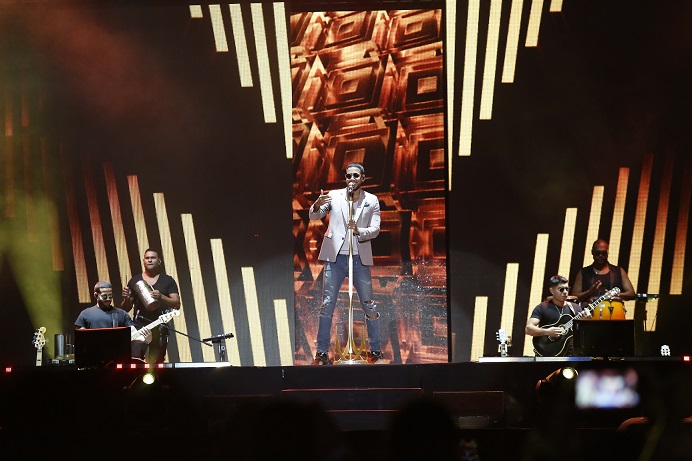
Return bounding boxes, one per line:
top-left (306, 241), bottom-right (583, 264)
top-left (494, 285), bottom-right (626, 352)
top-left (532, 287), bottom-right (620, 357)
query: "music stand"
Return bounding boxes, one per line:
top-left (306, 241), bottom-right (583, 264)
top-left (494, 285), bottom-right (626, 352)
top-left (74, 327), bottom-right (131, 369)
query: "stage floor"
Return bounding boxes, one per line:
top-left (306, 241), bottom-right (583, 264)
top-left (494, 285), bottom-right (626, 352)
top-left (1, 358), bottom-right (690, 459)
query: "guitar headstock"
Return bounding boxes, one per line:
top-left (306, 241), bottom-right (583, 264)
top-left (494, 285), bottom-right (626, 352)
top-left (33, 327), bottom-right (47, 350)
top-left (159, 309), bottom-right (181, 323)
top-left (496, 328), bottom-right (508, 344)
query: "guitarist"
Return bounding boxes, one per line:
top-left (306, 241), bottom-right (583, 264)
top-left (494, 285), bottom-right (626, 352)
top-left (526, 275), bottom-right (590, 357)
top-left (75, 281), bottom-right (152, 358)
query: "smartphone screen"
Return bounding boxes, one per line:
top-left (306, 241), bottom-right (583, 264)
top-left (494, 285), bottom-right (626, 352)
top-left (575, 368), bottom-right (640, 409)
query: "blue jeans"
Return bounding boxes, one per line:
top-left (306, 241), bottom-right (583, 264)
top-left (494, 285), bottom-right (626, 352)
top-left (316, 254), bottom-right (381, 353)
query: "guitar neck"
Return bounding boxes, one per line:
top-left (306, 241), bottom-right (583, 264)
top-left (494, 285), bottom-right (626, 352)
top-left (132, 318), bottom-right (164, 340)
top-left (35, 348), bottom-right (43, 367)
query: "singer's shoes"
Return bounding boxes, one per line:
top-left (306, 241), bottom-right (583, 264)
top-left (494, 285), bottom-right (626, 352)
top-left (370, 351), bottom-right (384, 364)
top-left (313, 352), bottom-right (332, 365)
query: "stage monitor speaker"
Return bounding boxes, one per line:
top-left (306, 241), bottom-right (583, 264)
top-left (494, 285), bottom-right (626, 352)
top-left (574, 320), bottom-right (634, 357)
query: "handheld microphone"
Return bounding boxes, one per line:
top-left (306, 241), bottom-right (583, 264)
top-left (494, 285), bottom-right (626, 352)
top-left (203, 332), bottom-right (235, 342)
top-left (347, 185), bottom-right (353, 194)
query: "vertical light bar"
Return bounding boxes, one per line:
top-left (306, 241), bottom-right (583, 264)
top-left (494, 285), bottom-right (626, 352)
top-left (479, 0), bottom-right (502, 120)
top-left (582, 186), bottom-right (604, 267)
top-left (62, 148), bottom-right (90, 302)
top-left (523, 233), bottom-right (549, 356)
top-left (241, 266), bottom-right (267, 366)
top-left (459, 0), bottom-right (480, 156)
top-left (83, 161), bottom-right (110, 282)
top-left (21, 76), bottom-right (29, 128)
top-left (229, 4), bottom-right (254, 88)
top-left (274, 299), bottom-right (293, 365)
top-left (501, 263), bottom-right (519, 332)
top-left (446, 0), bottom-right (457, 186)
top-left (4, 136), bottom-right (15, 217)
top-left (127, 176), bottom-right (149, 258)
top-left (646, 157), bottom-right (673, 329)
top-left (609, 168), bottom-right (629, 265)
top-left (22, 134), bottom-right (36, 241)
top-left (4, 87), bottom-right (13, 136)
top-left (189, 4), bottom-right (203, 18)
top-left (525, 0), bottom-right (544, 47)
top-left (181, 214), bottom-right (215, 362)
top-left (471, 296), bottom-right (488, 361)
top-left (251, 3), bottom-right (277, 123)
top-left (558, 208), bottom-right (577, 279)
top-left (273, 2), bottom-right (293, 159)
top-left (549, 0), bottom-right (563, 12)
top-left (103, 163), bottom-right (131, 286)
top-left (153, 193), bottom-right (191, 362)
top-left (628, 155), bottom-right (653, 301)
top-left (40, 138), bottom-right (63, 270)
top-left (210, 238), bottom-right (240, 365)
top-left (209, 5), bottom-right (229, 52)
top-left (501, 0), bottom-right (523, 83)
top-left (670, 159), bottom-right (691, 295)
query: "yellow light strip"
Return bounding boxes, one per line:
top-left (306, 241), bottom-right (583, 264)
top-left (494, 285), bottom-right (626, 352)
top-left (229, 4), bottom-right (254, 88)
top-left (4, 87), bottom-right (12, 136)
top-left (670, 159), bottom-right (691, 295)
top-left (501, 263), bottom-right (519, 332)
top-left (103, 163), bottom-right (131, 286)
top-left (523, 233), bottom-right (549, 356)
top-left (3, 137), bottom-right (15, 217)
top-left (241, 266), bottom-right (267, 366)
top-left (189, 4), bottom-right (203, 18)
top-left (646, 157), bottom-right (674, 329)
top-left (459, 0), bottom-right (480, 156)
top-left (628, 155), bottom-right (653, 302)
top-left (153, 193), bottom-right (191, 362)
top-left (83, 161), bottom-right (110, 282)
top-left (21, 80), bottom-right (29, 128)
top-left (479, 0), bottom-right (502, 120)
top-left (127, 176), bottom-right (150, 258)
top-left (208, 4), bottom-right (229, 52)
top-left (251, 3), bottom-right (277, 123)
top-left (525, 0), bottom-right (544, 47)
top-left (211, 238), bottom-right (240, 365)
top-left (549, 0), bottom-right (563, 12)
top-left (274, 299), bottom-right (293, 365)
top-left (181, 214), bottom-right (215, 362)
top-left (62, 147), bottom-right (90, 302)
top-left (558, 208), bottom-right (577, 278)
top-left (471, 296), bottom-right (488, 361)
top-left (502, 0), bottom-right (523, 83)
top-left (446, 0), bottom-right (457, 186)
top-left (582, 186), bottom-right (604, 267)
top-left (609, 168), bottom-right (629, 266)
top-left (22, 134), bottom-right (36, 242)
top-left (273, 2), bottom-right (293, 159)
top-left (40, 138), bottom-right (63, 270)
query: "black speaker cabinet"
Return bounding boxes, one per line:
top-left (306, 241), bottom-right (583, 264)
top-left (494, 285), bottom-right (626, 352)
top-left (574, 320), bottom-right (635, 357)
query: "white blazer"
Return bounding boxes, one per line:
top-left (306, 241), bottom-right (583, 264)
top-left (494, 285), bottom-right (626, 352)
top-left (309, 188), bottom-right (381, 266)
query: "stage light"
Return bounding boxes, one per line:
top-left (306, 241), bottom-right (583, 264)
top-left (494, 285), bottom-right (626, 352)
top-left (683, 355), bottom-right (690, 362)
top-left (5, 367), bottom-right (12, 373)
top-left (141, 372), bottom-right (156, 385)
top-left (561, 367), bottom-right (577, 380)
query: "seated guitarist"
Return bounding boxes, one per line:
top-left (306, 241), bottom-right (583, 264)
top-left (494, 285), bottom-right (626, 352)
top-left (75, 281), bottom-right (152, 359)
top-left (526, 275), bottom-right (590, 357)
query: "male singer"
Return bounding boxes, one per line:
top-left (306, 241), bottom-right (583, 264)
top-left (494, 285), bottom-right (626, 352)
top-left (309, 163), bottom-right (383, 364)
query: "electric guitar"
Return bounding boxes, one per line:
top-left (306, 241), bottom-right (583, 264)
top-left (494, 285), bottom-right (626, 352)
top-left (533, 287), bottom-right (621, 357)
top-left (496, 328), bottom-right (509, 357)
top-left (33, 327), bottom-right (47, 366)
top-left (131, 309), bottom-right (180, 342)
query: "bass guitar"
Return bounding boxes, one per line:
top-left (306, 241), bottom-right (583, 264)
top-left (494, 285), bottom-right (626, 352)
top-left (131, 309), bottom-right (180, 342)
top-left (33, 327), bottom-right (47, 366)
top-left (533, 287), bottom-right (621, 357)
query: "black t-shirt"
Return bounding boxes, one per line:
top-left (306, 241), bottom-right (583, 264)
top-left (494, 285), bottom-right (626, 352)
top-left (75, 305), bottom-right (135, 329)
top-left (530, 300), bottom-right (582, 327)
top-left (127, 273), bottom-right (179, 322)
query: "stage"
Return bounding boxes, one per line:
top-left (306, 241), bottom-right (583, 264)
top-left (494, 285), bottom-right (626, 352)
top-left (1, 357), bottom-right (690, 460)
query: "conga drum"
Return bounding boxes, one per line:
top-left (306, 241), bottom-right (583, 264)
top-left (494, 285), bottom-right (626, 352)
top-left (609, 296), bottom-right (626, 320)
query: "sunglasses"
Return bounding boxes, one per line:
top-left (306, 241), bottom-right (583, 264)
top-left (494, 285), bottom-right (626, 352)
top-left (557, 286), bottom-right (570, 293)
top-left (345, 173), bottom-right (361, 180)
top-left (593, 250), bottom-right (608, 256)
top-left (98, 293), bottom-right (114, 300)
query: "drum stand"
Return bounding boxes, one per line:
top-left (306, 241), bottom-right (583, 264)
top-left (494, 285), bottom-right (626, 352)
top-left (334, 191), bottom-right (368, 365)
